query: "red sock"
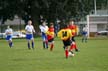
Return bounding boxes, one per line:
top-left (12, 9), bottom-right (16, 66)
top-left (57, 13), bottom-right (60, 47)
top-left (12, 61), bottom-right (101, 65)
top-left (65, 50), bottom-right (68, 58)
top-left (50, 44), bottom-right (54, 51)
top-left (74, 43), bottom-right (77, 49)
top-left (69, 44), bottom-right (74, 51)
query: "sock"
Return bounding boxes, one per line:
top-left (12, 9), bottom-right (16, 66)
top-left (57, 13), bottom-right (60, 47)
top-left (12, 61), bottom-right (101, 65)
top-left (50, 44), bottom-right (54, 51)
top-left (10, 42), bottom-right (13, 47)
top-left (43, 42), bottom-right (45, 49)
top-left (45, 40), bottom-right (48, 49)
top-left (74, 44), bottom-right (76, 49)
top-left (69, 44), bottom-right (74, 51)
top-left (65, 49), bottom-right (68, 58)
top-left (74, 42), bottom-right (79, 51)
top-left (74, 43), bottom-right (77, 49)
top-left (9, 43), bottom-right (11, 48)
top-left (28, 42), bottom-right (30, 49)
top-left (32, 42), bottom-right (34, 49)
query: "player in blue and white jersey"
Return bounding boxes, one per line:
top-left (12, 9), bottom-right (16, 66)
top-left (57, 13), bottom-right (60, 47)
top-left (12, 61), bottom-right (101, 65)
top-left (25, 20), bottom-right (35, 49)
top-left (39, 21), bottom-right (48, 49)
top-left (5, 26), bottom-right (13, 48)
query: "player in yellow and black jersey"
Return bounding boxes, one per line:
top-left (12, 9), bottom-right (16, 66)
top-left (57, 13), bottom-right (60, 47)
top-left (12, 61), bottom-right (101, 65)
top-left (57, 24), bottom-right (74, 58)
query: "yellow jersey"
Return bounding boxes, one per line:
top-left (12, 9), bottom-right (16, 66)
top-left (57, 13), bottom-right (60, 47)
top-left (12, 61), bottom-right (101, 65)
top-left (57, 28), bottom-right (73, 40)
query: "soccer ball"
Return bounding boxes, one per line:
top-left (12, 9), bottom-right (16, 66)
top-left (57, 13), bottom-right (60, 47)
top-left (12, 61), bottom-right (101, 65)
top-left (68, 52), bottom-right (75, 57)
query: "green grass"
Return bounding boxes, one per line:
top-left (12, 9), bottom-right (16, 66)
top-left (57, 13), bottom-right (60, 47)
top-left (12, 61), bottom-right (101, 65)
top-left (0, 37), bottom-right (108, 71)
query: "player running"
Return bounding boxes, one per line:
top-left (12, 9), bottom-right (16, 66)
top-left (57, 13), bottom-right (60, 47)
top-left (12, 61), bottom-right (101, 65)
top-left (25, 20), bottom-right (35, 49)
top-left (68, 20), bottom-right (79, 52)
top-left (57, 24), bottom-right (74, 58)
top-left (5, 26), bottom-right (13, 48)
top-left (46, 22), bottom-right (55, 51)
top-left (39, 21), bottom-right (48, 49)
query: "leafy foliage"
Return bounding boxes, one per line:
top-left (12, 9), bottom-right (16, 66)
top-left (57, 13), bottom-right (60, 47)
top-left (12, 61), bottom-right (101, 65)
top-left (0, 0), bottom-right (107, 24)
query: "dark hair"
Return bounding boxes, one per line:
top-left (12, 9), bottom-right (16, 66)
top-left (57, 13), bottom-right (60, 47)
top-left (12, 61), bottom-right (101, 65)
top-left (62, 24), bottom-right (68, 29)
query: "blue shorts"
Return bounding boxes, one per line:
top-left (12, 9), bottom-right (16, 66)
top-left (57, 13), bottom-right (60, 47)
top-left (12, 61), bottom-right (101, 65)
top-left (6, 35), bottom-right (12, 40)
top-left (82, 32), bottom-right (87, 35)
top-left (26, 34), bottom-right (33, 40)
top-left (42, 32), bottom-right (47, 41)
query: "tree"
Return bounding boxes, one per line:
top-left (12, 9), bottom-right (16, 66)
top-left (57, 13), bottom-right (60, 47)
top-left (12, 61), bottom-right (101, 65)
top-left (0, 0), bottom-right (108, 31)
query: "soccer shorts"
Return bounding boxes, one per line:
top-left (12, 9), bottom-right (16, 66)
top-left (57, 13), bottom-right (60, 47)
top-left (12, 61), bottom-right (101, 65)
top-left (48, 38), bottom-right (54, 43)
top-left (6, 35), bottom-right (12, 40)
top-left (26, 34), bottom-right (33, 40)
top-left (63, 38), bottom-right (71, 47)
top-left (82, 31), bottom-right (87, 35)
top-left (42, 32), bottom-right (47, 41)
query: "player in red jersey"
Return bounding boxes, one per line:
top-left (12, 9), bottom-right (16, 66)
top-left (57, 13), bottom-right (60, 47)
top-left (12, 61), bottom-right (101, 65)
top-left (68, 20), bottom-right (79, 52)
top-left (46, 22), bottom-right (55, 51)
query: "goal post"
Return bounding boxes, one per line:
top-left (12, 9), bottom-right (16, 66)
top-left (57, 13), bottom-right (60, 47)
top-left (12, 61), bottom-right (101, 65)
top-left (87, 15), bottom-right (108, 38)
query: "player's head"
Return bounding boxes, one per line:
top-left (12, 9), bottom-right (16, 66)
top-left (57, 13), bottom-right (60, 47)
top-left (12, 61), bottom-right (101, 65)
top-left (50, 22), bottom-right (54, 27)
top-left (42, 21), bottom-right (46, 26)
top-left (69, 20), bottom-right (74, 25)
top-left (7, 26), bottom-right (10, 29)
top-left (28, 20), bottom-right (32, 25)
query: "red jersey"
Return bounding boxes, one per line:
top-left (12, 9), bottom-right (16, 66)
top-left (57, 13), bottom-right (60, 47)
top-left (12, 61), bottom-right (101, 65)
top-left (46, 27), bottom-right (54, 40)
top-left (68, 25), bottom-right (77, 36)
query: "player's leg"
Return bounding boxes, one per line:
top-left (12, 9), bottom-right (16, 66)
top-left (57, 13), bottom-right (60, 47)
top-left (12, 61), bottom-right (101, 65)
top-left (27, 40), bottom-right (31, 49)
top-left (31, 39), bottom-right (34, 49)
top-left (85, 35), bottom-right (87, 43)
top-left (6, 35), bottom-right (13, 48)
top-left (63, 40), bottom-right (70, 58)
top-left (31, 35), bottom-right (34, 49)
top-left (42, 35), bottom-right (47, 49)
top-left (26, 34), bottom-right (31, 49)
top-left (48, 38), bottom-right (54, 51)
top-left (50, 40), bottom-right (54, 51)
top-left (9, 39), bottom-right (13, 48)
top-left (72, 36), bottom-right (79, 52)
top-left (50, 42), bottom-right (54, 51)
top-left (65, 46), bottom-right (69, 59)
top-left (69, 42), bottom-right (74, 53)
top-left (8, 40), bottom-right (12, 48)
top-left (45, 36), bottom-right (48, 49)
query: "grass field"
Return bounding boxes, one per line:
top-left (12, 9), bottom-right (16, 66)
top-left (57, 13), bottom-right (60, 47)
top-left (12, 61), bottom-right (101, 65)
top-left (0, 37), bottom-right (108, 71)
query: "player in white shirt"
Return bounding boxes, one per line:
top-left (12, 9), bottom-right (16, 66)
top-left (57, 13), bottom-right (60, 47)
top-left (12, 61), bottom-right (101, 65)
top-left (25, 20), bottom-right (35, 49)
top-left (82, 25), bottom-right (88, 43)
top-left (5, 26), bottom-right (13, 48)
top-left (39, 21), bottom-right (48, 49)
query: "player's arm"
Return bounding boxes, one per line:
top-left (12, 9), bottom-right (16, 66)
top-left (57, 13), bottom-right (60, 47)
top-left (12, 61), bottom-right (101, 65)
top-left (5, 30), bottom-right (8, 35)
top-left (25, 26), bottom-right (28, 32)
top-left (76, 26), bottom-right (79, 35)
top-left (68, 29), bottom-right (73, 41)
top-left (10, 29), bottom-right (13, 34)
top-left (57, 30), bottom-right (62, 38)
top-left (32, 26), bottom-right (35, 33)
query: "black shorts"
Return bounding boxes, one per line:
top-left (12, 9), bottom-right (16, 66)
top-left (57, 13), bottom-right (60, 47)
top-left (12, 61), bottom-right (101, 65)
top-left (48, 38), bottom-right (54, 43)
top-left (63, 39), bottom-right (71, 47)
